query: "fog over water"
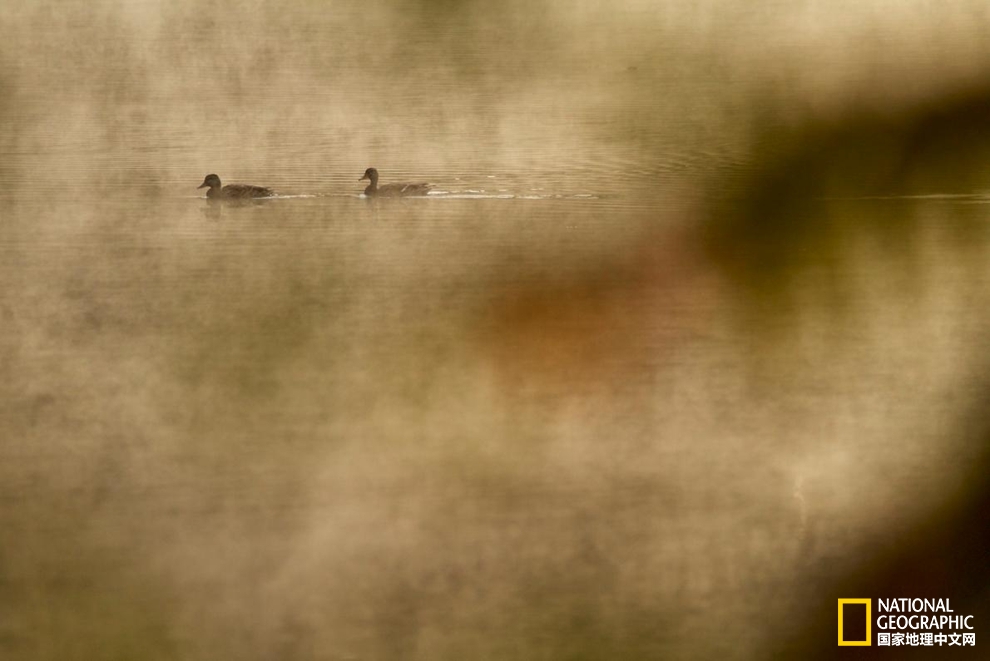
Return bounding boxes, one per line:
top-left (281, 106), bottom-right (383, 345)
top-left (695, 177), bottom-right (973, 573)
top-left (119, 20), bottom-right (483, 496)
top-left (3, 1), bottom-right (990, 659)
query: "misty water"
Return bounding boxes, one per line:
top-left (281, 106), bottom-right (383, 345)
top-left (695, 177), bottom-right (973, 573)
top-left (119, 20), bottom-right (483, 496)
top-left (4, 1), bottom-right (990, 660)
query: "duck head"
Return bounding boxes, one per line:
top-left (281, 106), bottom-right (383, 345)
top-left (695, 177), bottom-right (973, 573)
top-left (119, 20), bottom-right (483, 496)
top-left (198, 174), bottom-right (221, 190)
top-left (359, 168), bottom-right (378, 182)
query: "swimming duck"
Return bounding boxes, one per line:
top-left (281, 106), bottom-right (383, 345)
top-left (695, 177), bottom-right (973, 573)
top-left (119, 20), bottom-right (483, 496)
top-left (198, 174), bottom-right (274, 199)
top-left (360, 168), bottom-right (431, 197)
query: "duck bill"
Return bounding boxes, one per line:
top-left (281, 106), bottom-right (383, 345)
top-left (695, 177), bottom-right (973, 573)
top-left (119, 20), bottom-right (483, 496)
top-left (197, 182), bottom-right (209, 189)
top-left (359, 175), bottom-right (368, 181)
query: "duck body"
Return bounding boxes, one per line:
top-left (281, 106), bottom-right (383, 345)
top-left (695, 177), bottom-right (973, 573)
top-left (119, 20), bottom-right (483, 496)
top-left (198, 174), bottom-right (274, 199)
top-left (360, 168), bottom-right (431, 197)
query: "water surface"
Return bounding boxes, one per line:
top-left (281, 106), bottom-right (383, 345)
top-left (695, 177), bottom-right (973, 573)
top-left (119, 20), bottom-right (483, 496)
top-left (4, 1), bottom-right (990, 659)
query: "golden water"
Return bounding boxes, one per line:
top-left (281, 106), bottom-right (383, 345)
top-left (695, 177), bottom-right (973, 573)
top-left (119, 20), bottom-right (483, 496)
top-left (3, 1), bottom-right (990, 659)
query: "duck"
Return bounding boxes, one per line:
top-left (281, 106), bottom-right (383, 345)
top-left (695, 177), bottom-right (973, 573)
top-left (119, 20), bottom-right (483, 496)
top-left (197, 174), bottom-right (274, 199)
top-left (359, 168), bottom-right (431, 197)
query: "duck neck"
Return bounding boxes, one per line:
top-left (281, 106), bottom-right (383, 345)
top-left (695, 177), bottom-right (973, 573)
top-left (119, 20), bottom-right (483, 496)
top-left (206, 183), bottom-right (222, 199)
top-left (364, 172), bottom-right (378, 195)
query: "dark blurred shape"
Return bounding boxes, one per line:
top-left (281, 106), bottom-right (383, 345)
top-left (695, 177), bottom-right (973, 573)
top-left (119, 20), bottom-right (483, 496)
top-left (706, 88), bottom-right (990, 290)
top-left (710, 86), bottom-right (990, 659)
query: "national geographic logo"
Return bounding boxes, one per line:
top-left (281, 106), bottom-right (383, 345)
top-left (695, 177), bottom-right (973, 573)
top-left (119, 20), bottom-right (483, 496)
top-left (838, 599), bottom-right (871, 646)
top-left (838, 598), bottom-right (977, 647)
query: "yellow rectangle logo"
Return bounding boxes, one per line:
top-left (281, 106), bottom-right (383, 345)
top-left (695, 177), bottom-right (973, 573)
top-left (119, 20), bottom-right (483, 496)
top-left (838, 599), bottom-right (872, 646)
